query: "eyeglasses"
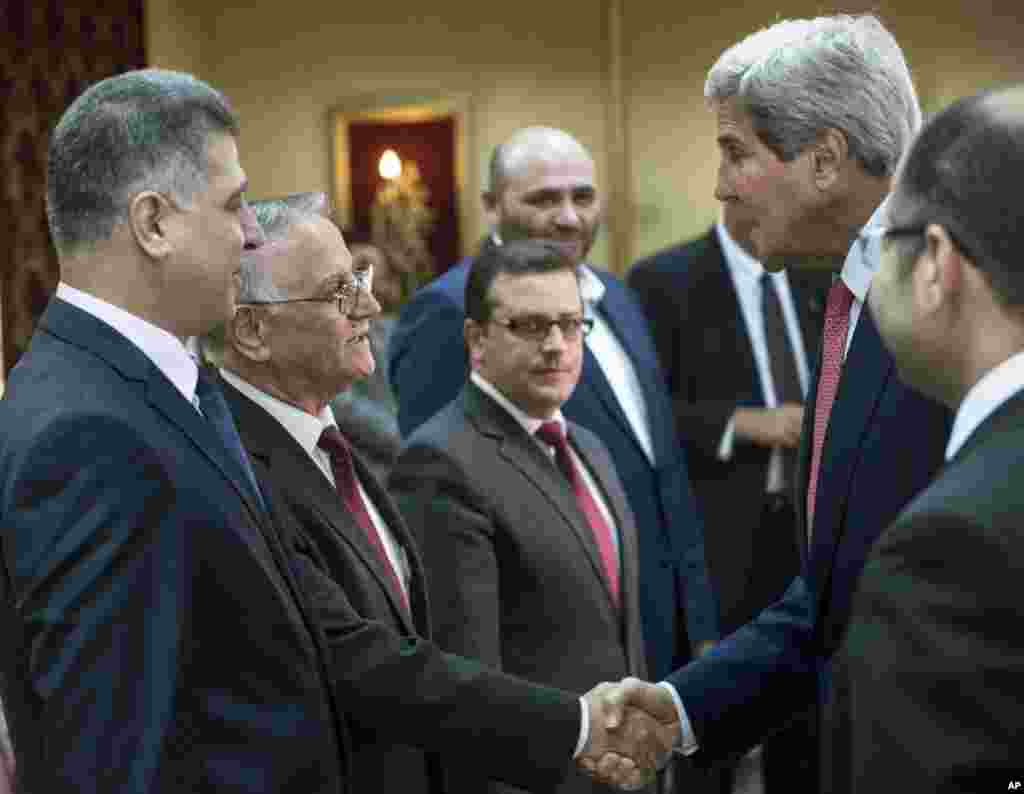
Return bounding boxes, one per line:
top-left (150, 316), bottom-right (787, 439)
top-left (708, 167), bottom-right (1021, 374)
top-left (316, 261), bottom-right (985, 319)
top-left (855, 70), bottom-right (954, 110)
top-left (491, 314), bottom-right (595, 342)
top-left (239, 264), bottom-right (374, 317)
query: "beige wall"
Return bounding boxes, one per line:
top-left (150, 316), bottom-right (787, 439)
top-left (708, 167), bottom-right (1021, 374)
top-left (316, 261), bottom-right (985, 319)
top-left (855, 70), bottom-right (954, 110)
top-left (148, 0), bottom-right (1024, 272)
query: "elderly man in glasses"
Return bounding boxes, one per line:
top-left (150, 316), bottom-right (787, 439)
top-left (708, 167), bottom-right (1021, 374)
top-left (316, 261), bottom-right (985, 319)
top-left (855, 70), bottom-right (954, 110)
top-left (214, 197), bottom-right (676, 794)
top-left (389, 238), bottom-right (655, 794)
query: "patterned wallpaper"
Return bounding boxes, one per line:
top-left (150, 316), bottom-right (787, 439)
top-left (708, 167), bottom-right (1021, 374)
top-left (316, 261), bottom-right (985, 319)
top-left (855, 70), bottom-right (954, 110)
top-left (1, 0), bottom-right (145, 373)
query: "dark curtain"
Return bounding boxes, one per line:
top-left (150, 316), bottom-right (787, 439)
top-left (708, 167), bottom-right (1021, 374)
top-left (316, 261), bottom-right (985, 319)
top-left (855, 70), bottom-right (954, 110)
top-left (348, 116), bottom-right (460, 276)
top-left (1, 0), bottom-right (146, 375)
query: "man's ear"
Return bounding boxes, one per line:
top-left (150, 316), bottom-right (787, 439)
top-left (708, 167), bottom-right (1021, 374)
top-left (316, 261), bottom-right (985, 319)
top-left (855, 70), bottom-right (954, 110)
top-left (811, 128), bottom-right (848, 191)
top-left (229, 305), bottom-right (272, 362)
top-left (922, 223), bottom-right (963, 311)
top-left (129, 191), bottom-right (175, 259)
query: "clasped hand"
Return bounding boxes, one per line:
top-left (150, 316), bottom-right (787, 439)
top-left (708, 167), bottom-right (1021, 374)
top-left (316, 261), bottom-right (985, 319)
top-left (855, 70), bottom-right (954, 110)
top-left (577, 677), bottom-right (680, 790)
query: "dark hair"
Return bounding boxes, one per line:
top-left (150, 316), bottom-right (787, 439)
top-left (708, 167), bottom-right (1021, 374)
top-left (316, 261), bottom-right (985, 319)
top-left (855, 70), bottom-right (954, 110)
top-left (46, 68), bottom-right (239, 255)
top-left (465, 239), bottom-right (578, 323)
top-left (893, 84), bottom-right (1024, 305)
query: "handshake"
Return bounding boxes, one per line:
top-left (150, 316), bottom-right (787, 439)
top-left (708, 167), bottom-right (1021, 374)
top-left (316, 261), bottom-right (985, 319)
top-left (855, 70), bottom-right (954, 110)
top-left (576, 677), bottom-right (680, 790)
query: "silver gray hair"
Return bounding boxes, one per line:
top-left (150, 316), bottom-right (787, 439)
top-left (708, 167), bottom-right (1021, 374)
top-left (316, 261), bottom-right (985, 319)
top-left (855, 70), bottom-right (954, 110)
top-left (236, 192), bottom-right (330, 302)
top-left (705, 14), bottom-right (921, 177)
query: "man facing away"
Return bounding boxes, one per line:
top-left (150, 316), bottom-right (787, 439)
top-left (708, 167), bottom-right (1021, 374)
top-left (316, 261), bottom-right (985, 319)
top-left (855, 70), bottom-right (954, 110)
top-left (215, 193), bottom-right (676, 793)
top-left (836, 84), bottom-right (1024, 792)
top-left (391, 239), bottom-right (653, 794)
top-left (589, 14), bottom-right (953, 791)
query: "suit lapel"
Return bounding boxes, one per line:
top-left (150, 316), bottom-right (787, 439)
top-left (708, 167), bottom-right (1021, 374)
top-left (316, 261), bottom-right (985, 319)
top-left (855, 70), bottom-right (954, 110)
top-left (807, 305), bottom-right (893, 600)
top-left (223, 380), bottom-right (418, 633)
top-left (465, 386), bottom-right (620, 618)
top-left (351, 450), bottom-right (429, 633)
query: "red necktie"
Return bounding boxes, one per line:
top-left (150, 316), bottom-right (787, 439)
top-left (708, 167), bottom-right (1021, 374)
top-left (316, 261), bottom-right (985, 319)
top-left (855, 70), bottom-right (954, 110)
top-left (805, 279), bottom-right (855, 537)
top-left (536, 421), bottom-right (620, 608)
top-left (318, 426), bottom-right (409, 613)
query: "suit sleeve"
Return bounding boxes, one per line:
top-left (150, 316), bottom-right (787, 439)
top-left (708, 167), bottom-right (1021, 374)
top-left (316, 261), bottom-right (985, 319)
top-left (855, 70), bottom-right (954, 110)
top-left (389, 440), bottom-right (523, 794)
top-left (279, 496), bottom-right (579, 792)
top-left (663, 575), bottom-right (818, 765)
top-left (389, 290), bottom-right (469, 438)
top-left (627, 261), bottom-right (745, 457)
top-left (2, 414), bottom-right (189, 793)
top-left (838, 511), bottom-right (1024, 793)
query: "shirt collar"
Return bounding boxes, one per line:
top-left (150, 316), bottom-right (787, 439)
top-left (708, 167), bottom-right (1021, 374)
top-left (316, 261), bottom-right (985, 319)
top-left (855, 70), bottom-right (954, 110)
top-left (56, 281), bottom-right (199, 404)
top-left (470, 371), bottom-right (566, 437)
top-left (945, 350), bottom-right (1024, 460)
top-left (840, 198), bottom-right (890, 302)
top-left (716, 220), bottom-right (765, 282)
top-left (219, 367), bottom-right (338, 458)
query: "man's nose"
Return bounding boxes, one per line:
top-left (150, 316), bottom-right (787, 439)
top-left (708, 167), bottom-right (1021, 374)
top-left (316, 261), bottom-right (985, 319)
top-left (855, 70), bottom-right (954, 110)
top-left (554, 200), bottom-right (581, 228)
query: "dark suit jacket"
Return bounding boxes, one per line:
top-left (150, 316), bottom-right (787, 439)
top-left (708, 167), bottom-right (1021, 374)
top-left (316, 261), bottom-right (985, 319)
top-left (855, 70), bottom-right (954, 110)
top-left (388, 254), bottom-right (718, 679)
top-left (831, 388), bottom-right (1024, 793)
top-left (629, 228), bottom-right (827, 633)
top-left (664, 293), bottom-right (953, 771)
top-left (221, 378), bottom-right (583, 794)
top-left (389, 382), bottom-right (648, 794)
top-left (0, 299), bottom-right (347, 793)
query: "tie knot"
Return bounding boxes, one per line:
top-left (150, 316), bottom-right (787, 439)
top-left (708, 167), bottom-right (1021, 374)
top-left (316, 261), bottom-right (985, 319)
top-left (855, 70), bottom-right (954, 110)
top-left (318, 425), bottom-right (351, 458)
top-left (536, 421), bottom-right (567, 449)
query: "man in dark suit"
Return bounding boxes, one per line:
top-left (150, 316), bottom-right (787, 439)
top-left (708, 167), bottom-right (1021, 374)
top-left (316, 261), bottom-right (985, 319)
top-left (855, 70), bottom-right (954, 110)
top-left (628, 204), bottom-right (827, 792)
top-left (589, 14), bottom-right (954, 791)
top-left (0, 72), bottom-right (665, 794)
top-left (0, 68), bottom-right (351, 793)
top-left (834, 85), bottom-right (1024, 792)
top-left (390, 239), bottom-right (651, 794)
top-left (388, 127), bottom-right (719, 691)
top-left (215, 194), bottom-right (674, 794)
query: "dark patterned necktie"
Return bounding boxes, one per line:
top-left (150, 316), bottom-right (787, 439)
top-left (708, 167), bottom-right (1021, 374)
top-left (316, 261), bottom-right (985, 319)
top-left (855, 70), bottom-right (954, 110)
top-left (317, 425), bottom-right (409, 613)
top-left (761, 272), bottom-right (803, 489)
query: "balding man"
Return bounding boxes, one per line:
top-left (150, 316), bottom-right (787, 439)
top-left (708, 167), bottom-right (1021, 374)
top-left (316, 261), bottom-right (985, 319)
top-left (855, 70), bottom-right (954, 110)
top-left (835, 84), bottom-right (1024, 792)
top-left (388, 127), bottom-right (719, 698)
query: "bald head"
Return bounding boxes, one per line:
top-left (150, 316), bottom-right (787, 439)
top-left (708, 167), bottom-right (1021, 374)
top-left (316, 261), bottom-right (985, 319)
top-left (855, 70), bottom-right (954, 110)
top-left (891, 83), bottom-right (1024, 307)
top-left (487, 127), bottom-right (594, 196)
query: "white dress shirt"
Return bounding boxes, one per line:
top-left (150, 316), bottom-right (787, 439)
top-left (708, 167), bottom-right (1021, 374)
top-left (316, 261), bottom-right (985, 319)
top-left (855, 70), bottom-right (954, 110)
top-left (56, 282), bottom-right (200, 407)
top-left (579, 266), bottom-right (657, 465)
top-left (946, 351), bottom-right (1024, 461)
top-left (665, 199), bottom-right (891, 756)
top-left (219, 368), bottom-right (409, 598)
top-left (715, 222), bottom-right (811, 492)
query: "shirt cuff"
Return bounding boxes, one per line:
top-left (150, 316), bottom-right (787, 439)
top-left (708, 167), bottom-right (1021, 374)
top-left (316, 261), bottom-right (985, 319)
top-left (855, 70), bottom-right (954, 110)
top-left (658, 682), bottom-right (698, 756)
top-left (573, 696), bottom-right (590, 759)
top-left (717, 416), bottom-right (737, 462)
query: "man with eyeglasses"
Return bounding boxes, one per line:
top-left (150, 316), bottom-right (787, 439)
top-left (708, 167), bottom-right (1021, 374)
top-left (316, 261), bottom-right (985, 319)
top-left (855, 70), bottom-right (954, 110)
top-left (831, 84), bottom-right (1024, 793)
top-left (215, 197), bottom-right (675, 794)
top-left (390, 238), bottom-right (655, 794)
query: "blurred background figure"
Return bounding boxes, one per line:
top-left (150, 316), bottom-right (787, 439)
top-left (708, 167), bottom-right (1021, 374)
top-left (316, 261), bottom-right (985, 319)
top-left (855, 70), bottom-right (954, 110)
top-left (330, 226), bottom-right (403, 478)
